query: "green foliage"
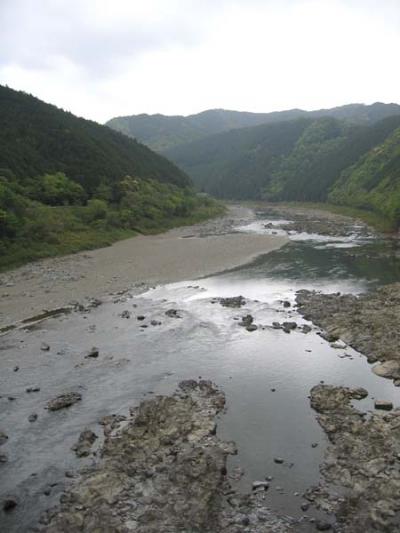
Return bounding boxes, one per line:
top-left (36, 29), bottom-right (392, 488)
top-left (329, 127), bottom-right (400, 228)
top-left (0, 85), bottom-right (190, 192)
top-left (107, 103), bottom-right (400, 152)
top-left (24, 172), bottom-right (87, 205)
top-left (0, 173), bottom-right (224, 270)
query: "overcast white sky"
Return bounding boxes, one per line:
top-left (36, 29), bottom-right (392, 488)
top-left (1, 0), bottom-right (399, 123)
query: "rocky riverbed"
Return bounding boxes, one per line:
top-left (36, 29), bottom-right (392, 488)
top-left (307, 384), bottom-right (400, 532)
top-left (296, 283), bottom-right (400, 381)
top-left (39, 380), bottom-right (295, 533)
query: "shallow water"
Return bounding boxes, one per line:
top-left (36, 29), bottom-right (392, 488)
top-left (1, 211), bottom-right (400, 531)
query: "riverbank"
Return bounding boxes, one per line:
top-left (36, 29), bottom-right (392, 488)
top-left (0, 205), bottom-right (288, 326)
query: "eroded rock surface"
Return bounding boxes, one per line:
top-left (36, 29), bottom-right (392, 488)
top-left (308, 384), bottom-right (400, 532)
top-left (40, 381), bottom-right (294, 532)
top-left (296, 283), bottom-right (400, 372)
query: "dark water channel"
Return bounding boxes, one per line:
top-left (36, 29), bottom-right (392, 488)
top-left (1, 211), bottom-right (400, 531)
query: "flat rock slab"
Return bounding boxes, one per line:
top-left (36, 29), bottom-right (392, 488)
top-left (46, 392), bottom-right (82, 411)
top-left (373, 360), bottom-right (400, 380)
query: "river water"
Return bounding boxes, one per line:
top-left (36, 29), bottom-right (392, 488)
top-left (1, 208), bottom-right (400, 531)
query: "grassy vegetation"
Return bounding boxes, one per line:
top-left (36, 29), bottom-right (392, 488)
top-left (0, 174), bottom-right (224, 271)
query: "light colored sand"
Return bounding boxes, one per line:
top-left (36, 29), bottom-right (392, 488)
top-left (0, 207), bottom-right (288, 325)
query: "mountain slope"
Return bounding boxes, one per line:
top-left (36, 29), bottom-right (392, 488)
top-left (106, 103), bottom-right (400, 152)
top-left (0, 85), bottom-right (190, 191)
top-left (0, 86), bottom-right (222, 269)
top-left (164, 115), bottom-right (400, 202)
top-left (329, 126), bottom-right (400, 225)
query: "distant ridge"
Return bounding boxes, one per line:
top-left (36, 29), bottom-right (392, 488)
top-left (106, 103), bottom-right (400, 152)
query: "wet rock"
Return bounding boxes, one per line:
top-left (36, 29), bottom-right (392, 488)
top-left (239, 314), bottom-right (254, 328)
top-left (28, 413), bottom-right (38, 422)
top-left (374, 400), bottom-right (393, 411)
top-left (46, 392), bottom-right (82, 411)
top-left (372, 360), bottom-right (400, 380)
top-left (252, 481), bottom-right (269, 491)
top-left (272, 321), bottom-right (282, 329)
top-left (72, 429), bottom-right (98, 457)
top-left (0, 431), bottom-right (8, 445)
top-left (26, 385), bottom-right (40, 393)
top-left (316, 520), bottom-right (332, 531)
top-left (274, 457), bottom-right (284, 464)
top-left (302, 324), bottom-right (312, 333)
top-left (13, 365), bottom-right (19, 372)
top-left (119, 310), bottom-right (131, 319)
top-left (165, 309), bottom-right (182, 318)
top-left (40, 381), bottom-right (293, 532)
top-left (283, 321), bottom-right (297, 330)
top-left (136, 315), bottom-right (146, 320)
top-left (283, 301), bottom-right (291, 308)
top-left (330, 340), bottom-right (347, 349)
top-left (246, 324), bottom-right (258, 332)
top-left (40, 342), bottom-right (50, 351)
top-left (3, 497), bottom-right (17, 512)
top-left (309, 384), bottom-right (400, 532)
top-left (296, 284), bottom-right (400, 371)
top-left (0, 453), bottom-right (8, 463)
top-left (219, 296), bottom-right (246, 308)
top-left (150, 320), bottom-right (162, 326)
top-left (85, 346), bottom-right (99, 358)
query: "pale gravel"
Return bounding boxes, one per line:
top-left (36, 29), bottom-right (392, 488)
top-left (0, 206), bottom-right (288, 326)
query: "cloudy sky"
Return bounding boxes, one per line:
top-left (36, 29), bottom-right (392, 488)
top-left (1, 0), bottom-right (399, 123)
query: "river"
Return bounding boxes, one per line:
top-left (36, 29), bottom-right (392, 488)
top-left (1, 205), bottom-right (400, 531)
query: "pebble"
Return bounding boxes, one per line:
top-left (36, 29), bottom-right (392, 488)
top-left (374, 400), bottom-right (393, 411)
top-left (26, 386), bottom-right (40, 393)
top-left (274, 457), bottom-right (284, 464)
top-left (28, 413), bottom-right (38, 422)
top-left (3, 497), bottom-right (17, 512)
top-left (85, 347), bottom-right (99, 358)
top-left (40, 342), bottom-right (50, 351)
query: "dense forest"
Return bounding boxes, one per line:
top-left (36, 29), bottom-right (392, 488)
top-left (163, 115), bottom-right (400, 228)
top-left (107, 103), bottom-right (400, 152)
top-left (0, 86), bottom-right (222, 269)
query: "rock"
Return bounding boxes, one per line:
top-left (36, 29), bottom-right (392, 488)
top-left (300, 502), bottom-right (310, 511)
top-left (40, 342), bottom-right (50, 351)
top-left (3, 497), bottom-right (17, 512)
top-left (246, 324), bottom-right (258, 332)
top-left (372, 360), bottom-right (400, 380)
top-left (26, 386), bottom-right (40, 393)
top-left (150, 320), bottom-right (162, 326)
top-left (13, 365), bottom-right (19, 372)
top-left (283, 301), bottom-right (291, 308)
top-left (374, 400), bottom-right (393, 411)
top-left (274, 457), bottom-right (284, 464)
top-left (219, 296), bottom-right (246, 308)
top-left (46, 392), bottom-right (82, 411)
top-left (316, 520), bottom-right (332, 531)
top-left (0, 453), bottom-right (8, 463)
top-left (119, 310), bottom-right (131, 319)
top-left (330, 340), bottom-right (347, 349)
top-left (311, 442), bottom-right (318, 448)
top-left (39, 381), bottom-right (293, 532)
top-left (137, 315), bottom-right (146, 320)
top-left (28, 413), bottom-right (38, 422)
top-left (85, 347), bottom-right (99, 358)
top-left (239, 314), bottom-right (253, 328)
top-left (282, 321), bottom-right (297, 330)
top-left (272, 322), bottom-right (281, 329)
top-left (252, 481), bottom-right (269, 491)
top-left (0, 431), bottom-right (8, 446)
top-left (165, 309), bottom-right (182, 318)
top-left (302, 324), bottom-right (312, 333)
top-left (72, 429), bottom-right (98, 457)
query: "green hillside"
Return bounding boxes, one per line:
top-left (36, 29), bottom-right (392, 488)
top-left (165, 115), bottom-right (400, 202)
top-left (107, 103), bottom-right (400, 152)
top-left (329, 127), bottom-right (400, 226)
top-left (0, 86), bottom-right (222, 269)
top-left (0, 85), bottom-right (189, 191)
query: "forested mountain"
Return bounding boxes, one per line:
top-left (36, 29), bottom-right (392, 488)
top-left (106, 103), bottom-right (400, 152)
top-left (0, 86), bottom-right (222, 269)
top-left (329, 126), bottom-right (400, 223)
top-left (0, 85), bottom-right (189, 191)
